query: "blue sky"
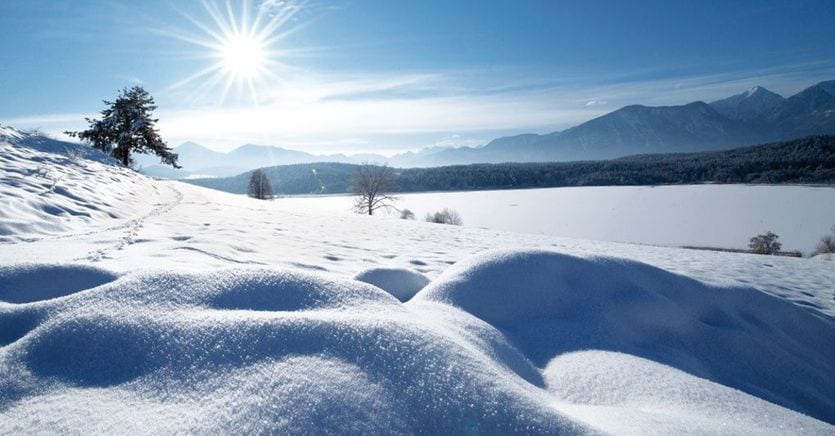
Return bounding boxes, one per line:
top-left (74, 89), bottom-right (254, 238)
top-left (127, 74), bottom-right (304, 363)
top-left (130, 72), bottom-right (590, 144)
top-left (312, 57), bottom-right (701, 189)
top-left (1, 0), bottom-right (834, 153)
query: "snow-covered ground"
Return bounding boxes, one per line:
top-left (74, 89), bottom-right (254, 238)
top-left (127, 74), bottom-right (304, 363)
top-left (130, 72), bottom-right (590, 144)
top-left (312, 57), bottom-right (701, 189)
top-left (1, 129), bottom-right (834, 434)
top-left (277, 185), bottom-right (835, 253)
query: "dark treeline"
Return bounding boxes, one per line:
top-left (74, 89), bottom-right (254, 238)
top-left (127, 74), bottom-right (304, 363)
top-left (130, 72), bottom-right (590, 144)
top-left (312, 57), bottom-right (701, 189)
top-left (187, 136), bottom-right (835, 195)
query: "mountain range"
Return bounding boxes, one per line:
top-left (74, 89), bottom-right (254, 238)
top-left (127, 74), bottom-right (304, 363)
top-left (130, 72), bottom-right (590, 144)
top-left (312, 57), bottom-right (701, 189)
top-left (185, 136), bottom-right (835, 195)
top-left (138, 79), bottom-right (835, 178)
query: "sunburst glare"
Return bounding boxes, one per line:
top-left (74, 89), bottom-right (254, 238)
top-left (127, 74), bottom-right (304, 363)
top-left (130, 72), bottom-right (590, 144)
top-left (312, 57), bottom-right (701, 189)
top-left (221, 34), bottom-right (265, 78)
top-left (162, 0), bottom-right (304, 105)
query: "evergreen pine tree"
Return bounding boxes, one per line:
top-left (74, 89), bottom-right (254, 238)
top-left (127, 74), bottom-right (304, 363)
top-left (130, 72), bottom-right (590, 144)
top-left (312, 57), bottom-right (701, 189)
top-left (66, 86), bottom-right (180, 168)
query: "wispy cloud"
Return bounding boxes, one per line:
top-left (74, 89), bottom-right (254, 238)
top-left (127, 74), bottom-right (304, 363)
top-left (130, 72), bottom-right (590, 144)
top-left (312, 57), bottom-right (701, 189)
top-left (5, 59), bottom-right (835, 153)
top-left (114, 74), bottom-right (145, 85)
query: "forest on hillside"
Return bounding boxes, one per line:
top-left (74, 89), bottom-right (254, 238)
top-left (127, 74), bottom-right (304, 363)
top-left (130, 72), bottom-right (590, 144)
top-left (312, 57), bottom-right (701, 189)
top-left (186, 136), bottom-right (835, 195)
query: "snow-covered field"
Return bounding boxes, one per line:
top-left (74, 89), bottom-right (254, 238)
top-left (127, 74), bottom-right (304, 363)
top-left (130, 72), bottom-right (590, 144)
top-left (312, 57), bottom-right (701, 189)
top-left (1, 129), bottom-right (834, 434)
top-left (278, 185), bottom-right (835, 253)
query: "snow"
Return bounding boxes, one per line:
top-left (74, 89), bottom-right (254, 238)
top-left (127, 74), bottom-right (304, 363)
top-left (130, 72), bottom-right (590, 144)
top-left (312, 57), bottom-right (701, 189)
top-left (546, 350), bottom-right (829, 435)
top-left (415, 250), bottom-right (835, 422)
top-left (1, 132), bottom-right (835, 433)
top-left (354, 267), bottom-right (430, 301)
top-left (0, 128), bottom-right (156, 240)
top-left (277, 185), bottom-right (835, 253)
top-left (0, 125), bottom-right (24, 141)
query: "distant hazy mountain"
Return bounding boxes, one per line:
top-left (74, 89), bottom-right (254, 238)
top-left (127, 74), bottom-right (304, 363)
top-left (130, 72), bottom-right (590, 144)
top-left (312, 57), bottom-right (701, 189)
top-left (763, 80), bottom-right (835, 138)
top-left (136, 141), bottom-right (389, 179)
top-left (141, 79), bottom-right (835, 178)
top-left (185, 136), bottom-right (835, 195)
top-left (505, 101), bottom-right (764, 160)
top-left (709, 86), bottom-right (786, 121)
top-left (414, 80), bottom-right (835, 165)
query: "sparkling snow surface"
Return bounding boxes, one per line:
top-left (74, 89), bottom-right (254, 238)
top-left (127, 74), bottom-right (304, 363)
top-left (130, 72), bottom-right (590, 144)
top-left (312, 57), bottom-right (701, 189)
top-left (1, 133), bottom-right (834, 434)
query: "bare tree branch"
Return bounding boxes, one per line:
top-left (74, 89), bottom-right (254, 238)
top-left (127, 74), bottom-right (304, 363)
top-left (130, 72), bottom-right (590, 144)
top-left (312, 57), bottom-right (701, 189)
top-left (350, 163), bottom-right (398, 215)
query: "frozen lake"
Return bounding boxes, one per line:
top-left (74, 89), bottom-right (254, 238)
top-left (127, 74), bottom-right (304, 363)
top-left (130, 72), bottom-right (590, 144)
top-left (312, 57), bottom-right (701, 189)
top-left (280, 185), bottom-right (835, 253)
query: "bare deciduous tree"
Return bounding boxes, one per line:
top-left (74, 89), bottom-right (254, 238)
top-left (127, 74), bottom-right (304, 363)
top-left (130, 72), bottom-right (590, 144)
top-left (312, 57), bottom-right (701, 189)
top-left (350, 163), bottom-right (397, 215)
top-left (247, 169), bottom-right (274, 200)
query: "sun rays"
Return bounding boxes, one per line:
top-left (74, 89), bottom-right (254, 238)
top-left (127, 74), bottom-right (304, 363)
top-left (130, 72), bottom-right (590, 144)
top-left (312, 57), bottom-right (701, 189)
top-left (161, 0), bottom-right (305, 105)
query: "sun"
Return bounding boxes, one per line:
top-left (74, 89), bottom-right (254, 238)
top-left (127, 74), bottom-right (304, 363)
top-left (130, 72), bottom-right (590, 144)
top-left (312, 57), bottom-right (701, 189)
top-left (162, 0), bottom-right (303, 105)
top-left (220, 34), bottom-right (266, 78)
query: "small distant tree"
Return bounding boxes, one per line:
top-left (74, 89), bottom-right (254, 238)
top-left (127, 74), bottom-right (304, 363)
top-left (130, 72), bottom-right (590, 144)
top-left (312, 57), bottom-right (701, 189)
top-left (749, 231), bottom-right (781, 255)
top-left (66, 86), bottom-right (179, 168)
top-left (425, 208), bottom-right (463, 226)
top-left (247, 169), bottom-right (274, 200)
top-left (400, 208), bottom-right (415, 220)
top-left (350, 163), bottom-right (397, 215)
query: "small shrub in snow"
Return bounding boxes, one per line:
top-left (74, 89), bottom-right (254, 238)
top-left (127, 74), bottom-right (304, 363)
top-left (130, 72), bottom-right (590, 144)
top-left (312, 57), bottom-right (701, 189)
top-left (813, 225), bottom-right (835, 255)
top-left (749, 231), bottom-right (781, 255)
top-left (425, 208), bottom-right (463, 226)
top-left (400, 209), bottom-right (415, 220)
top-left (247, 169), bottom-right (274, 200)
top-left (64, 146), bottom-right (85, 164)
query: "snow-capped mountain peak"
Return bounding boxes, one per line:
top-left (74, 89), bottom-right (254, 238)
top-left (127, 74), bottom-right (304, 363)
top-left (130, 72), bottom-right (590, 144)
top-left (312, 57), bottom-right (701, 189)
top-left (709, 85), bottom-right (785, 121)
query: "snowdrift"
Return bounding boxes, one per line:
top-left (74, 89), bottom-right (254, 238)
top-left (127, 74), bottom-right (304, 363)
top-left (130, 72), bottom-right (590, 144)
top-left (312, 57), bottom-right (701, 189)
top-left (415, 250), bottom-right (835, 424)
top-left (1, 250), bottom-right (833, 434)
top-left (0, 128), bottom-right (160, 240)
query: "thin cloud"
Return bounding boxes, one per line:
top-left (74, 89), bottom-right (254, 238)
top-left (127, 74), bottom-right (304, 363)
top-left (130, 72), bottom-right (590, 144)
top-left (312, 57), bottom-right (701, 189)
top-left (585, 100), bottom-right (607, 107)
top-left (6, 60), bottom-right (835, 152)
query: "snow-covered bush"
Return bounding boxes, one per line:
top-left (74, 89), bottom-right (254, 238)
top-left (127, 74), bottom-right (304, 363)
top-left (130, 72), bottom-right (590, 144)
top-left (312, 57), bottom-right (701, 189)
top-left (424, 208), bottom-right (462, 225)
top-left (813, 226), bottom-right (835, 255)
top-left (399, 208), bottom-right (415, 220)
top-left (816, 236), bottom-right (835, 254)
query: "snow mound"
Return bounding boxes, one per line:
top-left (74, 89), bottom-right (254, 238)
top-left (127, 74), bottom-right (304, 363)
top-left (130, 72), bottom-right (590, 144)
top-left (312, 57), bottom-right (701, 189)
top-left (354, 267), bottom-right (430, 301)
top-left (414, 249), bottom-right (835, 424)
top-left (0, 265), bottom-right (590, 434)
top-left (546, 350), bottom-right (828, 435)
top-left (812, 252), bottom-right (833, 261)
top-left (0, 263), bottom-right (119, 304)
top-left (1, 259), bottom-right (832, 433)
top-left (208, 268), bottom-right (402, 311)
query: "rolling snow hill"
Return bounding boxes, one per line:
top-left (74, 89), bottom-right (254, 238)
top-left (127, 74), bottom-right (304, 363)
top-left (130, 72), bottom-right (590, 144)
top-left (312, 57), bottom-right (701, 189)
top-left (1, 128), bottom-right (834, 434)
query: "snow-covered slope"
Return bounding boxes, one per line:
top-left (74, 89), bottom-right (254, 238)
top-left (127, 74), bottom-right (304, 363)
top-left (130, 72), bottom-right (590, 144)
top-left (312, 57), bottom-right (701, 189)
top-left (1, 132), bottom-right (834, 434)
top-left (0, 127), bottom-right (162, 241)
